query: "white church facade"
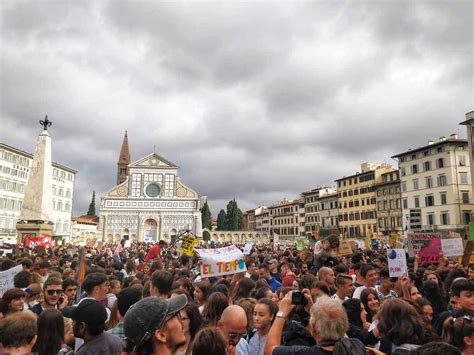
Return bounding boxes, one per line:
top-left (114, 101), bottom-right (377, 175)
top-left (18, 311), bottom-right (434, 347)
top-left (98, 132), bottom-right (202, 242)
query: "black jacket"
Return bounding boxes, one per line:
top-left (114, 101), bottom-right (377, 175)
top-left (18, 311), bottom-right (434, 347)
top-left (282, 320), bottom-right (317, 347)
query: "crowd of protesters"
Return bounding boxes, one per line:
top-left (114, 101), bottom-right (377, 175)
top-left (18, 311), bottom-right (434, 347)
top-left (0, 235), bottom-right (472, 355)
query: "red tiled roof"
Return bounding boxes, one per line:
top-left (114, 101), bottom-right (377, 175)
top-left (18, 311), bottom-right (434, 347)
top-left (72, 215), bottom-right (99, 225)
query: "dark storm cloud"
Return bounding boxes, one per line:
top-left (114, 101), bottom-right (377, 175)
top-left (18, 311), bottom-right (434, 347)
top-left (0, 0), bottom-right (472, 216)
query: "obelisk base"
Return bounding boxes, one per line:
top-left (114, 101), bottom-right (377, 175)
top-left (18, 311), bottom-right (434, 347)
top-left (16, 221), bottom-right (54, 244)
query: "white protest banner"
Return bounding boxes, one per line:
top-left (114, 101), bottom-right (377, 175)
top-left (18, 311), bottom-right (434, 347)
top-left (243, 243), bottom-right (253, 256)
top-left (0, 265), bottom-right (22, 297)
top-left (196, 245), bottom-right (247, 277)
top-left (387, 249), bottom-right (407, 277)
top-left (441, 238), bottom-right (464, 257)
top-left (273, 233), bottom-right (280, 245)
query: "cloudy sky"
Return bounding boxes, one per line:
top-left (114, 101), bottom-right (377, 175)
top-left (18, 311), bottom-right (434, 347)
top-left (1, 0), bottom-right (472, 217)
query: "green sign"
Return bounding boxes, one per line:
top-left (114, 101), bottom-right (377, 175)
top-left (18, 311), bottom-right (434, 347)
top-left (470, 222), bottom-right (474, 241)
top-left (296, 239), bottom-right (305, 251)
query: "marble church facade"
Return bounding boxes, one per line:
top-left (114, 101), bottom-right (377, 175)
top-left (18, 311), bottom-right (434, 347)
top-left (98, 133), bottom-right (202, 242)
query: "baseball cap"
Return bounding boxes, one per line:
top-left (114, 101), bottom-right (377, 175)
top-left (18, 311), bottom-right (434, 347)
top-left (62, 299), bottom-right (107, 325)
top-left (124, 294), bottom-right (187, 348)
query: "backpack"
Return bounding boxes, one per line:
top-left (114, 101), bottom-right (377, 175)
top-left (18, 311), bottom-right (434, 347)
top-left (323, 337), bottom-right (366, 355)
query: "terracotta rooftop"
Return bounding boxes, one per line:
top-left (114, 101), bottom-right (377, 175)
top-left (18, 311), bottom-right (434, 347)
top-left (72, 215), bottom-right (99, 225)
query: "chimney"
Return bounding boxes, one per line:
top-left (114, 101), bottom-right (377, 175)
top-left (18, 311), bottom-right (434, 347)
top-left (428, 140), bottom-right (434, 145)
top-left (450, 133), bottom-right (458, 139)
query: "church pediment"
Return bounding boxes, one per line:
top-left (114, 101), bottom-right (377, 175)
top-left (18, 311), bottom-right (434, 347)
top-left (105, 178), bottom-right (129, 197)
top-left (129, 153), bottom-right (179, 169)
top-left (176, 177), bottom-right (198, 198)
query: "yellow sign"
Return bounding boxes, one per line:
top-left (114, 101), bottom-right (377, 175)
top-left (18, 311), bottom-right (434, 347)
top-left (389, 234), bottom-right (398, 248)
top-left (180, 235), bottom-right (197, 256)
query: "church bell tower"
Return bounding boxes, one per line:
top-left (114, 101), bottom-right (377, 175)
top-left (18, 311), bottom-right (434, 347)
top-left (117, 131), bottom-right (131, 185)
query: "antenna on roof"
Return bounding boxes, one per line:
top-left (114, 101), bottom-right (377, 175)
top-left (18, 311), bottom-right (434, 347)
top-left (153, 145), bottom-right (156, 154)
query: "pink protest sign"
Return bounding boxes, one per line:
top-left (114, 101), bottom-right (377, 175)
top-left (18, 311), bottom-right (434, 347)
top-left (418, 238), bottom-right (442, 264)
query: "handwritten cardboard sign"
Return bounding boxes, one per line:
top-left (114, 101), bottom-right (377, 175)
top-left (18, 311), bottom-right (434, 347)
top-left (461, 241), bottom-right (474, 266)
top-left (0, 265), bottom-right (22, 297)
top-left (387, 249), bottom-right (407, 277)
top-left (195, 245), bottom-right (247, 277)
top-left (338, 240), bottom-right (353, 256)
top-left (441, 238), bottom-right (464, 257)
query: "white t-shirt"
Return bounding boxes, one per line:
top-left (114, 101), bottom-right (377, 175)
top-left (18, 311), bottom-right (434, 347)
top-left (331, 293), bottom-right (348, 304)
top-left (352, 285), bottom-right (367, 299)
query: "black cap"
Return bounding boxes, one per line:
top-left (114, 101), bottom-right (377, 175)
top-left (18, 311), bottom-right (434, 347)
top-left (62, 299), bottom-right (107, 325)
top-left (124, 294), bottom-right (187, 347)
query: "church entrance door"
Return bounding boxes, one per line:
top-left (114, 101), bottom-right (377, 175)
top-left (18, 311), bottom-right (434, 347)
top-left (143, 219), bottom-right (158, 242)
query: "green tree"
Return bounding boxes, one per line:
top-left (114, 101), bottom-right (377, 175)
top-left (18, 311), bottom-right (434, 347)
top-left (87, 191), bottom-right (96, 216)
top-left (217, 209), bottom-right (227, 230)
top-left (225, 199), bottom-right (244, 231)
top-left (201, 201), bottom-right (212, 229)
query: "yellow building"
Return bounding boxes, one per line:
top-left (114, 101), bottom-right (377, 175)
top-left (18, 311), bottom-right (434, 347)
top-left (335, 163), bottom-right (396, 238)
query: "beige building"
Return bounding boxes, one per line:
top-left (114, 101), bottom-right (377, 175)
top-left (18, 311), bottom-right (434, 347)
top-left (460, 111), bottom-right (474, 192)
top-left (375, 170), bottom-right (403, 235)
top-left (71, 215), bottom-right (99, 244)
top-left (319, 191), bottom-right (339, 231)
top-left (392, 136), bottom-right (473, 233)
top-left (336, 163), bottom-right (396, 238)
top-left (0, 143), bottom-right (76, 243)
top-left (268, 198), bottom-right (305, 240)
top-left (255, 206), bottom-right (270, 233)
top-left (302, 188), bottom-right (320, 235)
top-left (302, 187), bottom-right (336, 236)
top-left (243, 209), bottom-right (256, 231)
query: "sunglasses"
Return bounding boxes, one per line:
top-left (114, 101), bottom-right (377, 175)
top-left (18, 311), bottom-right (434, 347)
top-left (47, 289), bottom-right (63, 296)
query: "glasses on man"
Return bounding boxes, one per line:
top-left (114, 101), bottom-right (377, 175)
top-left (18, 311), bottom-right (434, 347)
top-left (160, 311), bottom-right (183, 329)
top-left (228, 331), bottom-right (248, 342)
top-left (47, 289), bottom-right (63, 296)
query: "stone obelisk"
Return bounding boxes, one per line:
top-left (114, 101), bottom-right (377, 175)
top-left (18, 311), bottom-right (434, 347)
top-left (16, 116), bottom-right (54, 243)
